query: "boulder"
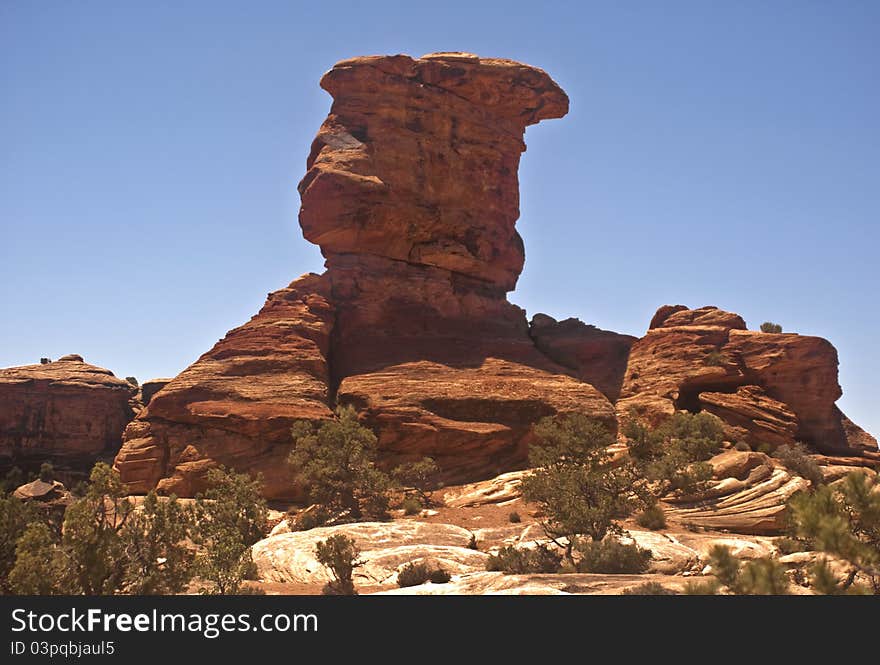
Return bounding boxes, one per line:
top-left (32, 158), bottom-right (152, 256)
top-left (528, 314), bottom-right (636, 401)
top-left (251, 521), bottom-right (486, 586)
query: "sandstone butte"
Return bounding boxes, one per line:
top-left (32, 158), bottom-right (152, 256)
top-left (70, 51), bottom-right (859, 499)
top-left (0, 354), bottom-right (137, 476)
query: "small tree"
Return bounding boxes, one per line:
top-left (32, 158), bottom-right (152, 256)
top-left (0, 494), bottom-right (40, 593)
top-left (760, 322), bottom-right (783, 334)
top-left (624, 411), bottom-right (725, 498)
top-left (486, 544), bottom-right (562, 574)
top-left (786, 472), bottom-right (879, 594)
top-left (521, 414), bottom-right (644, 564)
top-left (194, 467), bottom-right (268, 595)
top-left (773, 443), bottom-right (824, 487)
top-left (120, 491), bottom-right (195, 595)
top-left (392, 457), bottom-right (440, 508)
top-left (290, 406), bottom-right (391, 521)
top-left (61, 463), bottom-right (132, 595)
top-left (315, 534), bottom-right (362, 595)
top-left (7, 523), bottom-right (70, 595)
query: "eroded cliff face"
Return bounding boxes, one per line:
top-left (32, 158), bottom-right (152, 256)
top-left (0, 355), bottom-right (136, 475)
top-left (111, 53), bottom-right (876, 500)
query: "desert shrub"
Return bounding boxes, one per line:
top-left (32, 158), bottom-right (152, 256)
top-left (397, 562), bottom-right (430, 587)
top-left (760, 322), bottom-right (783, 334)
top-left (575, 539), bottom-right (651, 574)
top-left (467, 533), bottom-right (477, 550)
top-left (776, 536), bottom-right (809, 555)
top-left (120, 491), bottom-right (195, 595)
top-left (125, 376), bottom-right (139, 388)
top-left (624, 411), bottom-right (725, 499)
top-left (635, 504), bottom-right (667, 530)
top-left (38, 462), bottom-right (54, 482)
top-left (787, 472), bottom-right (880, 594)
top-left (60, 463), bottom-right (133, 595)
top-left (40, 357), bottom-right (51, 365)
top-left (706, 545), bottom-right (789, 595)
top-left (1, 467), bottom-right (25, 494)
top-left (401, 497), bottom-right (422, 516)
top-left (773, 443), bottom-right (824, 487)
top-left (1, 497), bottom-right (41, 593)
top-left (508, 511), bottom-right (521, 523)
top-left (486, 544), bottom-right (562, 574)
top-left (622, 581), bottom-right (676, 595)
top-left (736, 557), bottom-right (790, 595)
top-left (734, 441), bottom-right (751, 452)
top-left (194, 467), bottom-right (268, 595)
top-left (290, 406), bottom-right (391, 521)
top-left (682, 579), bottom-right (721, 595)
top-left (7, 523), bottom-right (70, 594)
top-left (293, 506), bottom-right (331, 531)
top-left (704, 350), bottom-right (725, 367)
top-left (428, 567), bottom-right (451, 584)
top-left (315, 534), bottom-right (362, 595)
top-left (522, 414), bottom-right (646, 563)
top-left (392, 457), bottom-right (440, 507)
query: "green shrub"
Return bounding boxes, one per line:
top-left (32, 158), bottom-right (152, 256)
top-left (0, 493), bottom-right (39, 593)
top-left (428, 568), bottom-right (451, 584)
top-left (707, 545), bottom-right (790, 595)
top-left (760, 322), bottom-right (783, 334)
top-left (635, 504), bottom-right (666, 530)
top-left (787, 472), bottom-right (880, 594)
top-left (293, 507), bottom-right (330, 531)
top-left (392, 457), bottom-right (440, 508)
top-left (734, 441), bottom-right (751, 452)
top-left (290, 406), bottom-right (391, 521)
top-left (522, 413), bottom-right (645, 564)
top-left (315, 534), bottom-right (362, 596)
top-left (38, 462), bottom-right (54, 483)
top-left (736, 557), bottom-right (790, 595)
top-left (125, 376), bottom-right (139, 388)
top-left (776, 536), bottom-right (809, 555)
top-left (575, 539), bottom-right (652, 574)
top-left (194, 467), bottom-right (268, 595)
top-left (682, 579), bottom-right (721, 595)
top-left (624, 412), bottom-right (725, 499)
top-left (486, 544), bottom-right (562, 574)
top-left (773, 443), bottom-right (824, 487)
top-left (402, 497), bottom-right (423, 516)
top-left (120, 491), bottom-right (195, 595)
top-left (508, 511), bottom-right (521, 523)
top-left (622, 581), bottom-right (676, 595)
top-left (397, 562), bottom-right (430, 587)
top-left (7, 523), bottom-right (70, 595)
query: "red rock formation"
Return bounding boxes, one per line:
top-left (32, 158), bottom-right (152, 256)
top-left (115, 273), bottom-right (334, 498)
top-left (113, 54), bottom-right (876, 500)
top-left (0, 354), bottom-right (136, 474)
top-left (619, 305), bottom-right (876, 457)
top-left (113, 53), bottom-right (615, 499)
top-left (299, 52), bottom-right (569, 292)
top-left (528, 314), bottom-right (636, 401)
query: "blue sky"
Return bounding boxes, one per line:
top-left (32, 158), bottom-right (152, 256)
top-left (1, 1), bottom-right (877, 437)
